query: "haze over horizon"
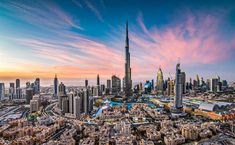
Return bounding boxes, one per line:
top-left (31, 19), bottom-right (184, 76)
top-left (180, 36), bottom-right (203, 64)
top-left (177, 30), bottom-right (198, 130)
top-left (1, 0), bottom-right (235, 86)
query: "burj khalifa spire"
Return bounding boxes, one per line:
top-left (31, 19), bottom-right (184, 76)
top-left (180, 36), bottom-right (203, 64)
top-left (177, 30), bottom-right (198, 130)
top-left (124, 20), bottom-right (132, 97)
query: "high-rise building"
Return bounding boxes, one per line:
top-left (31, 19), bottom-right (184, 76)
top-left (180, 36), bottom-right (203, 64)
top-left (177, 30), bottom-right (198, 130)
top-left (167, 78), bottom-right (174, 96)
top-left (59, 82), bottom-right (66, 96)
top-left (0, 83), bottom-right (5, 100)
top-left (151, 79), bottom-right (154, 91)
top-left (34, 78), bottom-right (40, 94)
top-left (9, 83), bottom-right (15, 100)
top-left (124, 21), bottom-right (132, 97)
top-left (174, 63), bottom-right (183, 109)
top-left (85, 79), bottom-right (88, 88)
top-left (16, 79), bottom-right (20, 89)
top-left (181, 72), bottom-right (186, 94)
top-left (156, 67), bottom-right (164, 95)
top-left (16, 79), bottom-right (21, 99)
top-left (112, 75), bottom-right (121, 95)
top-left (97, 74), bottom-right (100, 86)
top-left (83, 89), bottom-right (89, 114)
top-left (196, 74), bottom-right (200, 88)
top-left (101, 84), bottom-right (105, 95)
top-left (106, 79), bottom-right (111, 94)
top-left (210, 78), bottom-right (218, 92)
top-left (61, 96), bottom-right (69, 114)
top-left (73, 96), bottom-right (81, 118)
top-left (26, 88), bottom-right (33, 104)
top-left (89, 96), bottom-right (94, 113)
top-left (97, 74), bottom-right (101, 96)
top-left (69, 92), bottom-right (74, 114)
top-left (92, 86), bottom-right (98, 96)
top-left (58, 82), bottom-right (66, 109)
top-left (54, 74), bottom-right (58, 97)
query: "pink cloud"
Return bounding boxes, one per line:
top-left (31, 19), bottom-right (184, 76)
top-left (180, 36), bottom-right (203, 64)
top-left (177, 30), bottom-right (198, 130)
top-left (130, 13), bottom-right (235, 76)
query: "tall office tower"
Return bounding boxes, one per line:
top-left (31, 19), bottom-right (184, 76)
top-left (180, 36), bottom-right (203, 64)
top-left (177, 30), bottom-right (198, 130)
top-left (26, 88), bottom-right (33, 104)
top-left (210, 78), bottom-right (218, 92)
top-left (73, 96), bottom-right (81, 118)
top-left (85, 79), bottom-right (88, 88)
top-left (61, 96), bottom-right (69, 114)
top-left (124, 21), bottom-right (132, 97)
top-left (10, 82), bottom-right (15, 94)
top-left (58, 82), bottom-right (66, 109)
top-left (196, 74), bottom-right (200, 87)
top-left (16, 79), bottom-right (20, 89)
top-left (151, 79), bottom-right (154, 91)
top-left (89, 96), bottom-right (94, 113)
top-left (181, 72), bottom-right (186, 94)
top-left (97, 74), bottom-right (100, 86)
top-left (54, 74), bottom-right (58, 97)
top-left (106, 79), bottom-right (111, 94)
top-left (163, 80), bottom-right (168, 92)
top-left (34, 78), bottom-right (40, 94)
top-left (9, 83), bottom-right (15, 99)
top-left (167, 78), bottom-right (174, 96)
top-left (139, 82), bottom-right (143, 92)
top-left (16, 79), bottom-right (21, 99)
top-left (101, 84), bottom-right (105, 95)
top-left (200, 77), bottom-right (204, 86)
top-left (0, 83), bottom-right (5, 100)
top-left (68, 92), bottom-right (74, 114)
top-left (112, 75), bottom-right (121, 95)
top-left (97, 74), bottom-right (101, 96)
top-left (156, 67), bottom-right (164, 95)
top-left (174, 63), bottom-right (183, 109)
top-left (59, 82), bottom-right (66, 96)
top-left (83, 89), bottom-right (89, 114)
top-left (189, 78), bottom-right (192, 90)
top-left (217, 82), bottom-right (222, 92)
top-left (206, 79), bottom-right (211, 91)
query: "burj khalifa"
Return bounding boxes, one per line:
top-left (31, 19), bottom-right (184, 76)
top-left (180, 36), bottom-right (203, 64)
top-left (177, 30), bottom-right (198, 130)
top-left (124, 21), bottom-right (132, 97)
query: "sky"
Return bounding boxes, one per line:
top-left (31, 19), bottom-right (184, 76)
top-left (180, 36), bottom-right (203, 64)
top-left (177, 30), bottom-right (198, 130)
top-left (0, 0), bottom-right (235, 86)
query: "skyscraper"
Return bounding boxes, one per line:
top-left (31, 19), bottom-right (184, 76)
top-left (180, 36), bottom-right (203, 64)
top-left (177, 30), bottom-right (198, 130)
top-left (83, 88), bottom-right (89, 114)
top-left (58, 82), bottom-right (66, 109)
top-left (97, 74), bottom-right (101, 96)
top-left (0, 83), bottom-right (5, 100)
top-left (112, 75), bottom-right (121, 95)
top-left (156, 67), bottom-right (164, 95)
top-left (9, 83), bottom-right (15, 100)
top-left (106, 79), bottom-right (111, 94)
top-left (68, 92), bottom-right (74, 114)
top-left (16, 79), bottom-right (20, 89)
top-left (73, 96), bottom-right (81, 118)
top-left (26, 88), bottom-right (33, 104)
top-left (210, 78), bottom-right (218, 92)
top-left (54, 74), bottom-right (58, 97)
top-left (85, 79), bottom-right (88, 88)
top-left (174, 63), bottom-right (183, 109)
top-left (124, 21), bottom-right (132, 97)
top-left (34, 78), bottom-right (40, 94)
top-left (16, 79), bottom-right (21, 99)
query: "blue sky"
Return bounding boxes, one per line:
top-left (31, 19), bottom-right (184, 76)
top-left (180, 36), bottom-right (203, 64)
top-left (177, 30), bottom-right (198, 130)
top-left (0, 0), bottom-right (235, 86)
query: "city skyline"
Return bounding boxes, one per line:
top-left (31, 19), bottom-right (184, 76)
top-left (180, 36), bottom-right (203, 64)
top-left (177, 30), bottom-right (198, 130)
top-left (1, 0), bottom-right (235, 85)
